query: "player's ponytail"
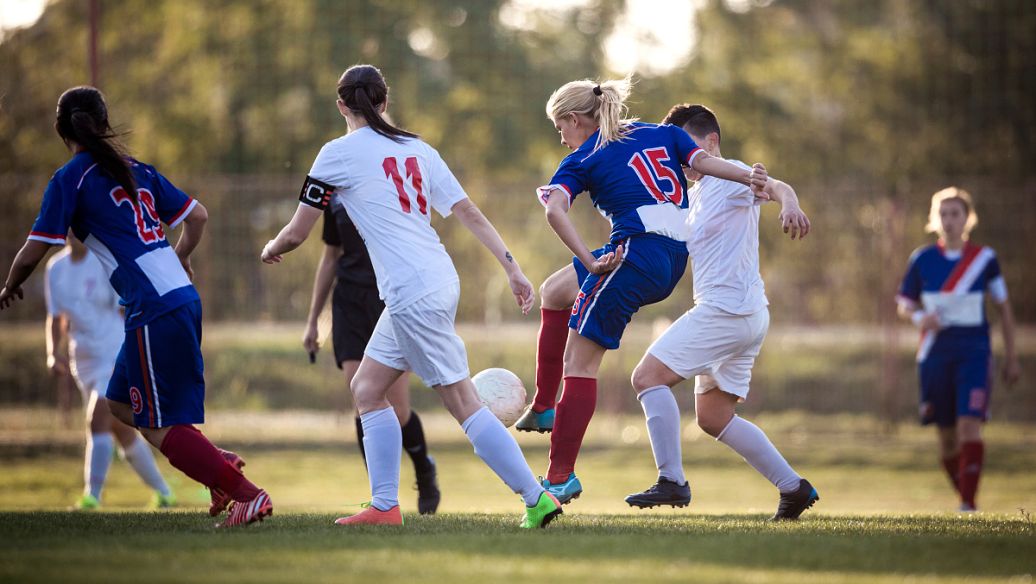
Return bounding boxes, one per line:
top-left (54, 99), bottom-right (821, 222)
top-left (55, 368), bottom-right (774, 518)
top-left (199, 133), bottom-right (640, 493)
top-left (55, 86), bottom-right (137, 198)
top-left (546, 75), bottom-right (638, 153)
top-left (337, 65), bottom-right (418, 143)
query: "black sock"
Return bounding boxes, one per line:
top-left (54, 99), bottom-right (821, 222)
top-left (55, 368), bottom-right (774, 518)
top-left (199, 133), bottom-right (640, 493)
top-left (354, 415), bottom-right (367, 469)
top-left (401, 411), bottom-right (432, 474)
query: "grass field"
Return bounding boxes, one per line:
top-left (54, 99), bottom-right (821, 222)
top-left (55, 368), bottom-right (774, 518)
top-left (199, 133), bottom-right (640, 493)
top-left (1, 411), bottom-right (1035, 583)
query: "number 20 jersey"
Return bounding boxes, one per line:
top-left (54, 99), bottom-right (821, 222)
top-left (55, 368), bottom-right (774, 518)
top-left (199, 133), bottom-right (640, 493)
top-left (307, 127), bottom-right (469, 311)
top-left (29, 152), bottom-right (199, 330)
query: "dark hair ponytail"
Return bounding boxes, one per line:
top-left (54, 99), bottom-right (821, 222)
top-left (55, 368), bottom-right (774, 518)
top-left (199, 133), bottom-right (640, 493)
top-left (336, 65), bottom-right (418, 143)
top-left (55, 86), bottom-right (137, 197)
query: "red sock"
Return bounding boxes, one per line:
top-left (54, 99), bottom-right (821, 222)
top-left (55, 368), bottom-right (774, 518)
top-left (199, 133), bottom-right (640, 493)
top-left (941, 454), bottom-right (960, 492)
top-left (160, 425), bottom-right (260, 502)
top-left (546, 376), bottom-right (597, 484)
top-left (532, 308), bottom-right (571, 412)
top-left (958, 441), bottom-right (984, 508)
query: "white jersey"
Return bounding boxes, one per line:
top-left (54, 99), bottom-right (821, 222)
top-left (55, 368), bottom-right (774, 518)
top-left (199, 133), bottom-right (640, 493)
top-left (45, 248), bottom-right (124, 368)
top-left (684, 158), bottom-right (769, 316)
top-left (308, 127), bottom-right (468, 310)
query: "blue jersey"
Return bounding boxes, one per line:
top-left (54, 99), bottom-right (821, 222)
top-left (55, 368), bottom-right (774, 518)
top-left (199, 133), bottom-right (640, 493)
top-left (897, 243), bottom-right (1007, 361)
top-left (538, 122), bottom-right (702, 244)
top-left (29, 152), bottom-right (200, 330)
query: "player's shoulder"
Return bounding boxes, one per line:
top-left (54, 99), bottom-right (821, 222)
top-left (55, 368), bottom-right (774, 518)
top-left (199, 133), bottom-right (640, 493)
top-left (968, 241), bottom-right (996, 256)
top-left (908, 243), bottom-right (940, 264)
top-left (50, 152), bottom-right (95, 186)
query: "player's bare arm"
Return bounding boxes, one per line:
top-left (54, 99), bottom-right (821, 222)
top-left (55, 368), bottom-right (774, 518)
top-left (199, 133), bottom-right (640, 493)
top-left (996, 298), bottom-right (1021, 386)
top-left (303, 244), bottom-right (342, 355)
top-left (0, 239), bottom-right (52, 310)
top-left (543, 188), bottom-right (623, 275)
top-left (174, 202), bottom-right (208, 280)
top-left (691, 152), bottom-right (770, 196)
top-left (450, 198), bottom-right (535, 314)
top-left (262, 203), bottom-right (322, 264)
top-left (760, 173), bottom-right (811, 240)
top-left (45, 313), bottom-right (70, 376)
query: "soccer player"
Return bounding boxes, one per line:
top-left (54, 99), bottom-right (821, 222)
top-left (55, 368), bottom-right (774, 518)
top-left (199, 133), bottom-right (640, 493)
top-left (46, 235), bottom-right (174, 509)
top-left (622, 104), bottom-right (818, 520)
top-left (896, 187), bottom-right (1020, 512)
top-left (0, 86), bottom-right (272, 527)
top-left (520, 78), bottom-right (768, 505)
top-left (303, 201), bottom-right (440, 514)
top-left (261, 64), bottom-right (561, 528)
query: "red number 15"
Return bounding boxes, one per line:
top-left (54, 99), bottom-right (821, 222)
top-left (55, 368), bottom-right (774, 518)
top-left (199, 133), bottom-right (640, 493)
top-left (382, 156), bottom-right (427, 215)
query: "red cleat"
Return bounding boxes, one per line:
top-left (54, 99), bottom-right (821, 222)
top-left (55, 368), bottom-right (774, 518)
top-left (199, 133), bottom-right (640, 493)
top-left (334, 504), bottom-right (403, 526)
top-left (219, 490), bottom-right (273, 528)
top-left (209, 450), bottom-right (246, 517)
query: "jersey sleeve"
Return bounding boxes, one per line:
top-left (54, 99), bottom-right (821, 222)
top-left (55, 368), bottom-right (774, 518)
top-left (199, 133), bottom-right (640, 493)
top-left (897, 249), bottom-right (924, 306)
top-left (536, 153), bottom-right (586, 207)
top-left (670, 124), bottom-right (704, 167)
top-left (321, 207), bottom-right (341, 246)
top-left (425, 147), bottom-right (469, 218)
top-left (985, 253), bottom-right (1009, 303)
top-left (309, 143), bottom-right (350, 189)
top-left (147, 167), bottom-right (197, 229)
top-left (28, 175), bottom-right (75, 245)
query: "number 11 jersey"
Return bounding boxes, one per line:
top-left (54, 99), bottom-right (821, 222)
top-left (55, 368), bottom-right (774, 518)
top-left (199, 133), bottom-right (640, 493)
top-left (306, 127), bottom-right (469, 311)
top-left (29, 152), bottom-right (199, 330)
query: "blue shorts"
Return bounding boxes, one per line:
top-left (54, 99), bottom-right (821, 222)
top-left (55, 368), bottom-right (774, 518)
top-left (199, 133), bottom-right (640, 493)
top-left (918, 338), bottom-right (992, 427)
top-left (570, 233), bottom-right (688, 350)
top-left (106, 301), bottom-right (206, 428)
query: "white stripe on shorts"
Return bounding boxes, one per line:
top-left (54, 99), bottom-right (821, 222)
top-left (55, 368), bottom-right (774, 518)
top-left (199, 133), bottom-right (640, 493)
top-left (577, 239), bottom-right (629, 337)
top-left (143, 325), bottom-right (162, 427)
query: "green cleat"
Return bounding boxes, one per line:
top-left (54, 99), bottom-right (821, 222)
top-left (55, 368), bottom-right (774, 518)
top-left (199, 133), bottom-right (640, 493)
top-left (520, 491), bottom-right (562, 529)
top-left (75, 494), bottom-right (100, 510)
top-left (149, 491), bottom-right (177, 510)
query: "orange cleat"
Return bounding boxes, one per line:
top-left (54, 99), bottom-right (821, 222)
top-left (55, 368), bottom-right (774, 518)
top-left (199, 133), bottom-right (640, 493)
top-left (334, 504), bottom-right (404, 526)
top-left (219, 490), bottom-right (273, 528)
top-left (209, 450), bottom-right (246, 517)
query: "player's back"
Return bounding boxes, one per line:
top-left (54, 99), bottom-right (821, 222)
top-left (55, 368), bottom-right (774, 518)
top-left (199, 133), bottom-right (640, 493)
top-left (309, 128), bottom-right (469, 310)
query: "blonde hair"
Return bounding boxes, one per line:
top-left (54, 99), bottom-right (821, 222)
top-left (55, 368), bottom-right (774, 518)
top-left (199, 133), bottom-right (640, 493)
top-left (546, 75), bottom-right (638, 153)
top-left (926, 186), bottom-right (978, 237)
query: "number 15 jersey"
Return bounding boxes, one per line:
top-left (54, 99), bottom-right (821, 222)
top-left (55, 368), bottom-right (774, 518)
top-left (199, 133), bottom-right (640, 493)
top-left (306, 127), bottom-right (469, 311)
top-left (29, 152), bottom-right (199, 330)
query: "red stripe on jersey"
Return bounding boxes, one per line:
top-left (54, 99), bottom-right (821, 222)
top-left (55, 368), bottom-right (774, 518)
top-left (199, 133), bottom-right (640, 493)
top-left (168, 198), bottom-right (195, 225)
top-left (941, 244), bottom-right (982, 292)
top-left (29, 231), bottom-right (67, 240)
top-left (136, 329), bottom-right (156, 428)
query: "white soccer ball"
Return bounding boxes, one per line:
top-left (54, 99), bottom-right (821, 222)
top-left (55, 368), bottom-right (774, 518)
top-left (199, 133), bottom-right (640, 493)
top-left (472, 368), bottom-right (528, 427)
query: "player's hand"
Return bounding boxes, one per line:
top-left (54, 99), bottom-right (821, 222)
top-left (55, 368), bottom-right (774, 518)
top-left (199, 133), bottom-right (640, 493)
top-left (778, 204), bottom-right (811, 240)
top-left (261, 241), bottom-right (282, 264)
top-left (302, 322), bottom-right (320, 354)
top-left (508, 270), bottom-right (536, 315)
top-left (1002, 357), bottom-right (1021, 387)
top-left (587, 244), bottom-right (623, 275)
top-left (918, 312), bottom-right (941, 332)
top-left (749, 163), bottom-right (770, 200)
top-left (0, 285), bottom-right (24, 310)
top-left (47, 354), bottom-right (70, 377)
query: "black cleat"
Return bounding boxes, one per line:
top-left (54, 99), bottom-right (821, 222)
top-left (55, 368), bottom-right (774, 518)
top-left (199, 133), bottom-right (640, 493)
top-left (514, 406), bottom-right (554, 433)
top-left (415, 457), bottom-right (441, 515)
top-left (625, 476), bottom-right (691, 509)
top-left (771, 478), bottom-right (819, 521)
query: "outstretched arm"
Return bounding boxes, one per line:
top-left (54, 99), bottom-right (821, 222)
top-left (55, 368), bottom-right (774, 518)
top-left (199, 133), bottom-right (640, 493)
top-left (763, 177), bottom-right (811, 240)
top-left (450, 198), bottom-right (534, 314)
top-left (262, 204), bottom-right (322, 264)
top-left (691, 153), bottom-right (769, 193)
top-left (1, 239), bottom-right (52, 310)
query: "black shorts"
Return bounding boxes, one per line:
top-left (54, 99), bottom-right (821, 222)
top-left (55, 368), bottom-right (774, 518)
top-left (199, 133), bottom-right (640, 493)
top-left (331, 283), bottom-right (384, 367)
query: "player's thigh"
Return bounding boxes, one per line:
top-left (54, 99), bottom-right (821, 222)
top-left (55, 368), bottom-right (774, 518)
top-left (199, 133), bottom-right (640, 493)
top-left (954, 347), bottom-right (992, 423)
top-left (390, 285), bottom-right (470, 389)
top-left (363, 308), bottom-right (411, 376)
top-left (540, 263), bottom-right (580, 310)
top-left (562, 328), bottom-right (609, 378)
top-left (351, 355), bottom-right (406, 414)
top-left (918, 353), bottom-right (956, 427)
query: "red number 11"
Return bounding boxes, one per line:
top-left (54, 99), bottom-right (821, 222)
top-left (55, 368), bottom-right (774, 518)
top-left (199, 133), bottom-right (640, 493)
top-left (382, 156), bottom-right (427, 215)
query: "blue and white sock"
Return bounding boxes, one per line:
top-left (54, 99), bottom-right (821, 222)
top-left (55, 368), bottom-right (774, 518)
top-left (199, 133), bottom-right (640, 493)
top-left (360, 407), bottom-right (402, 511)
top-left (717, 415), bottom-right (801, 493)
top-left (123, 436), bottom-right (171, 496)
top-left (86, 433), bottom-right (114, 500)
top-left (462, 407), bottom-right (543, 507)
top-left (638, 385), bottom-right (687, 485)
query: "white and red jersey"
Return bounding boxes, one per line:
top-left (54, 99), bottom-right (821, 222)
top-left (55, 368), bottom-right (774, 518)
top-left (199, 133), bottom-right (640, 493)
top-left (45, 248), bottom-right (124, 368)
top-left (307, 127), bottom-right (469, 310)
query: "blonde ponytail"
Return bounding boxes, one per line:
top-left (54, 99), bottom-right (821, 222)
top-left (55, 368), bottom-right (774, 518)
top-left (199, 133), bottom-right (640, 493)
top-left (546, 75), bottom-right (638, 153)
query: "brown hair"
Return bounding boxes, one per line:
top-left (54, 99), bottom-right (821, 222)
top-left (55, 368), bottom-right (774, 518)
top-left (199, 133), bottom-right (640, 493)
top-left (55, 86), bottom-right (137, 197)
top-left (337, 65), bottom-right (418, 143)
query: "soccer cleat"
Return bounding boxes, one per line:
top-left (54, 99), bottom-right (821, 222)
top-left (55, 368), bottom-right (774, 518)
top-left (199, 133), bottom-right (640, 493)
top-left (520, 491), bottom-right (563, 529)
top-left (515, 406), bottom-right (555, 433)
top-left (334, 504), bottom-right (404, 526)
top-left (208, 450), bottom-right (247, 517)
top-left (415, 457), bottom-right (441, 515)
top-left (148, 491), bottom-right (177, 510)
top-left (771, 478), bottom-right (819, 521)
top-left (625, 476), bottom-right (691, 509)
top-left (74, 494), bottom-right (100, 510)
top-left (219, 490), bottom-right (273, 528)
top-left (541, 473), bottom-right (582, 505)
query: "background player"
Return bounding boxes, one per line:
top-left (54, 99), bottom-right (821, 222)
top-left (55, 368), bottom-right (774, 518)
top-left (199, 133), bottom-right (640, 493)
top-left (521, 78), bottom-right (767, 505)
top-left (0, 86), bottom-right (271, 527)
top-left (261, 64), bottom-right (561, 529)
top-left (623, 104), bottom-right (817, 520)
top-left (896, 187), bottom-right (1020, 511)
top-left (303, 200), bottom-right (440, 514)
top-left (46, 235), bottom-right (173, 510)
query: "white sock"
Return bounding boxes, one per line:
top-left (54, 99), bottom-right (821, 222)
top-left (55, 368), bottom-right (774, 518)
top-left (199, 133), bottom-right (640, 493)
top-left (638, 385), bottom-right (686, 485)
top-left (86, 433), bottom-right (114, 500)
top-left (360, 407), bottom-right (402, 511)
top-left (123, 437), bottom-right (171, 496)
top-left (462, 407), bottom-right (544, 507)
top-left (717, 416), bottom-right (800, 493)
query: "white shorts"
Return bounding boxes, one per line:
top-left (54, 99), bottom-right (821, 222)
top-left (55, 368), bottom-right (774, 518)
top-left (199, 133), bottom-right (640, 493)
top-left (364, 283), bottom-right (470, 387)
top-left (71, 356), bottom-right (117, 399)
top-left (647, 304), bottom-right (769, 400)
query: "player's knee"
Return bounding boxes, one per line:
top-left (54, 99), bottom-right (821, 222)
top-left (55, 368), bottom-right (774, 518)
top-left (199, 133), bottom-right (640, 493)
top-left (630, 365), bottom-right (655, 393)
top-left (695, 410), bottom-right (728, 437)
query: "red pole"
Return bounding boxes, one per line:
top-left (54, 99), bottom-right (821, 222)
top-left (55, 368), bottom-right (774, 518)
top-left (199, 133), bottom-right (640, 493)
top-left (89, 0), bottom-right (100, 87)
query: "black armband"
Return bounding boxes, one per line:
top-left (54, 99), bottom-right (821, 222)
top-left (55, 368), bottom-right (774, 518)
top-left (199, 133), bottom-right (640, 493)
top-left (298, 175), bottom-right (335, 210)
